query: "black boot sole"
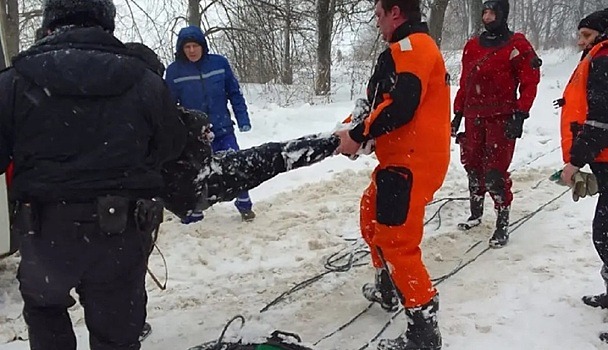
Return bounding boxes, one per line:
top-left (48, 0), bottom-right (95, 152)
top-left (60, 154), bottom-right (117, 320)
top-left (488, 237), bottom-right (508, 249)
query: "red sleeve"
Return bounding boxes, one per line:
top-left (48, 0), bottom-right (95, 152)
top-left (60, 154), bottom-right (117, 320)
top-left (512, 35), bottom-right (541, 113)
top-left (453, 39), bottom-right (474, 114)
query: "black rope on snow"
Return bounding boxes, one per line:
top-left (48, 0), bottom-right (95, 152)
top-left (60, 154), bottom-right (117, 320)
top-left (509, 146), bottom-right (561, 173)
top-left (424, 197), bottom-right (469, 230)
top-left (265, 197), bottom-right (476, 345)
top-left (356, 309), bottom-right (404, 350)
top-left (324, 247), bottom-right (370, 272)
top-left (261, 196), bottom-right (466, 314)
top-left (430, 240), bottom-right (484, 284)
top-left (211, 315), bottom-right (246, 350)
top-left (312, 302), bottom-right (375, 346)
top-left (427, 196), bottom-right (470, 206)
top-left (260, 242), bottom-right (370, 313)
top-left (260, 273), bottom-right (331, 313)
top-left (261, 196), bottom-right (474, 315)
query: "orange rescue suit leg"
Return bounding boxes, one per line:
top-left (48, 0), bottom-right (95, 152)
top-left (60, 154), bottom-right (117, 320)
top-left (360, 165), bottom-right (437, 308)
top-left (360, 184), bottom-right (383, 269)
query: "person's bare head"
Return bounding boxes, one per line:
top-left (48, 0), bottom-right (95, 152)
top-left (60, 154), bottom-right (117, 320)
top-left (373, 0), bottom-right (421, 42)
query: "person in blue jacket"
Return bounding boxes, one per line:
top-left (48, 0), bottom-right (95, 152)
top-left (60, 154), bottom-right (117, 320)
top-left (166, 25), bottom-right (255, 223)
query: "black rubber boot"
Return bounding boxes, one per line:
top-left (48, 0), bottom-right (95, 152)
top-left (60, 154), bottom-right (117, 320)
top-left (458, 171), bottom-right (484, 231)
top-left (377, 295), bottom-right (442, 350)
top-left (458, 194), bottom-right (484, 231)
top-left (583, 265), bottom-right (608, 309)
top-left (489, 206), bottom-right (510, 248)
top-left (362, 268), bottom-right (399, 312)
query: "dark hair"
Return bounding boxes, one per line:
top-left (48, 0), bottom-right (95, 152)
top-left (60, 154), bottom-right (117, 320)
top-left (374, 0), bottom-right (422, 22)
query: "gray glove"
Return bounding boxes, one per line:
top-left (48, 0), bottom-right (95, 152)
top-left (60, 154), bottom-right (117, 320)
top-left (572, 171), bottom-right (599, 202)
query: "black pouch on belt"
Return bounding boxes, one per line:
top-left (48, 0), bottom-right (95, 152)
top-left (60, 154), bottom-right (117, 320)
top-left (97, 195), bottom-right (130, 235)
top-left (134, 198), bottom-right (164, 234)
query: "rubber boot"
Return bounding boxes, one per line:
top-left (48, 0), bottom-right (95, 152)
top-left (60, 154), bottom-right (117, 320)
top-left (377, 295), bottom-right (442, 350)
top-left (489, 206), bottom-right (509, 248)
top-left (363, 268), bottom-right (399, 312)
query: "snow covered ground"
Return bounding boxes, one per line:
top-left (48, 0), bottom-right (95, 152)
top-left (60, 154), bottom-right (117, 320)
top-left (2, 49), bottom-right (607, 350)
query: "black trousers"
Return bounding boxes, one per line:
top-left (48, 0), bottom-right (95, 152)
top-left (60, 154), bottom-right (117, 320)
top-left (16, 202), bottom-right (152, 350)
top-left (591, 164), bottom-right (608, 271)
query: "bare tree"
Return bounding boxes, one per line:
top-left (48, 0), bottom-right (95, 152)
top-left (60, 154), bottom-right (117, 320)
top-left (468, 0), bottom-right (483, 36)
top-left (428, 0), bottom-right (450, 47)
top-left (0, 0), bottom-right (20, 61)
top-left (282, 0), bottom-right (293, 84)
top-left (315, 0), bottom-right (335, 95)
top-left (188, 0), bottom-right (201, 26)
top-left (7, 0), bottom-right (608, 107)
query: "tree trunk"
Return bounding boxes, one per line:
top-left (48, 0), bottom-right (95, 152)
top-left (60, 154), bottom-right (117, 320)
top-left (542, 1), bottom-right (554, 50)
top-left (188, 0), bottom-right (202, 27)
top-left (315, 0), bottom-right (334, 96)
top-left (469, 0), bottom-right (483, 36)
top-left (428, 0), bottom-right (450, 48)
top-left (282, 0), bottom-right (293, 85)
top-left (0, 0), bottom-right (18, 65)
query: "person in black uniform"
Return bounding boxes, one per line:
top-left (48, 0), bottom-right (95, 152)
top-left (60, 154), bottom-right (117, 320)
top-left (0, 0), bottom-right (186, 349)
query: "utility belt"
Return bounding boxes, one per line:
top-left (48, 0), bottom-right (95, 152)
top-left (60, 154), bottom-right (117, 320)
top-left (13, 195), bottom-right (164, 237)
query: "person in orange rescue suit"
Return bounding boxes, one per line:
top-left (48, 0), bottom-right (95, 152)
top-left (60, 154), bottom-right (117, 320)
top-left (334, 0), bottom-right (449, 349)
top-left (557, 8), bottom-right (608, 343)
top-left (451, 0), bottom-right (541, 248)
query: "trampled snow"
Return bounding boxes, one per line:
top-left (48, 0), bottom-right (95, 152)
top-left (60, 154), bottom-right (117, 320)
top-left (2, 49), bottom-right (607, 349)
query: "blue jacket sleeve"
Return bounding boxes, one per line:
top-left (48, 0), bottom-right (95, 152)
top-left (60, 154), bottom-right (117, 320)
top-left (164, 64), bottom-right (180, 104)
top-left (223, 58), bottom-right (250, 128)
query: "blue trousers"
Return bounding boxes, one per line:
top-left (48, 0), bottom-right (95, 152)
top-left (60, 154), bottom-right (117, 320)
top-left (212, 133), bottom-right (253, 212)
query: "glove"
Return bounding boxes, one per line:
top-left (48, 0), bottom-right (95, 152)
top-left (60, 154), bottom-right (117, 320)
top-left (505, 112), bottom-right (528, 139)
top-left (451, 112), bottom-right (463, 137)
top-left (549, 169), bottom-right (599, 202)
top-left (181, 210), bottom-right (204, 224)
top-left (553, 98), bottom-right (565, 109)
top-left (239, 124), bottom-right (251, 132)
top-left (572, 171), bottom-right (599, 202)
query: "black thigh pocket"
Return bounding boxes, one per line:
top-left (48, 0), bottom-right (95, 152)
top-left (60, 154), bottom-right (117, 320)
top-left (375, 166), bottom-right (412, 226)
